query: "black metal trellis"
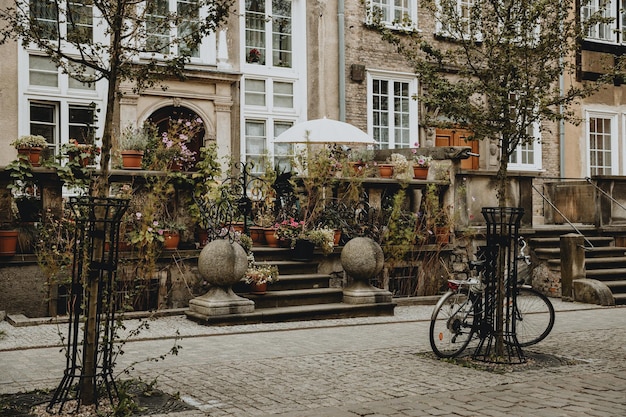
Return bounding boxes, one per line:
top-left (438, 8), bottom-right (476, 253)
top-left (48, 196), bottom-right (129, 413)
top-left (473, 206), bottom-right (526, 364)
top-left (195, 162), bottom-right (272, 241)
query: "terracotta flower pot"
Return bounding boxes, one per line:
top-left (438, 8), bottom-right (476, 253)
top-left (163, 230), bottom-right (180, 250)
top-left (413, 166), bottom-right (429, 179)
top-left (264, 228), bottom-right (279, 247)
top-left (121, 150), bottom-right (144, 169)
top-left (0, 230), bottom-right (18, 257)
top-left (249, 281), bottom-right (267, 295)
top-left (378, 164), bottom-right (394, 178)
top-left (17, 147), bottom-right (43, 167)
top-left (250, 226), bottom-right (266, 245)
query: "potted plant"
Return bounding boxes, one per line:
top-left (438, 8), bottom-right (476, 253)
top-left (10, 135), bottom-right (48, 167)
top-left (411, 151), bottom-right (432, 179)
top-left (273, 217), bottom-right (305, 248)
top-left (118, 125), bottom-right (150, 169)
top-left (300, 227), bottom-right (335, 256)
top-left (145, 118), bottom-right (201, 171)
top-left (244, 254), bottom-right (279, 294)
top-left (0, 223), bottom-right (19, 257)
top-left (5, 157), bottom-right (42, 223)
top-left (347, 147), bottom-right (374, 175)
top-left (247, 48), bottom-right (262, 63)
top-left (162, 219), bottom-right (187, 250)
top-left (62, 139), bottom-right (100, 167)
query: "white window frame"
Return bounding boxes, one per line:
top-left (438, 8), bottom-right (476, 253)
top-left (435, 0), bottom-right (481, 41)
top-left (27, 0), bottom-right (106, 53)
top-left (581, 0), bottom-right (622, 44)
top-left (585, 110), bottom-right (619, 176)
top-left (19, 51), bottom-right (106, 157)
top-left (242, 76), bottom-right (302, 171)
top-left (367, 0), bottom-right (418, 29)
top-left (243, 0), bottom-right (294, 68)
top-left (139, 0), bottom-right (216, 64)
top-left (366, 70), bottom-right (419, 149)
top-left (507, 123), bottom-right (542, 171)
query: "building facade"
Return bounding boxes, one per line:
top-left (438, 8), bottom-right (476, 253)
top-left (0, 0), bottom-right (623, 222)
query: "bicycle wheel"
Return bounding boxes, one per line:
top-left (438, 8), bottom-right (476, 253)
top-left (511, 287), bottom-right (555, 347)
top-left (429, 290), bottom-right (477, 358)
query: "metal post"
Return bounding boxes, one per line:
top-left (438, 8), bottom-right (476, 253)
top-left (473, 207), bottom-right (526, 364)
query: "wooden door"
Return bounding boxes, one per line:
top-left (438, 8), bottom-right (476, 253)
top-left (435, 128), bottom-right (479, 170)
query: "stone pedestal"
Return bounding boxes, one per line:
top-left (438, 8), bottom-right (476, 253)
top-left (341, 237), bottom-right (392, 305)
top-left (188, 286), bottom-right (254, 316)
top-left (186, 239), bottom-right (254, 319)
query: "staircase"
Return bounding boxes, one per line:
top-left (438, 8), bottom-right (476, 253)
top-left (528, 228), bottom-right (626, 305)
top-left (197, 246), bottom-right (396, 325)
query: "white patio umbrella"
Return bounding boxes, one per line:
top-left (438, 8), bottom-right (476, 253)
top-left (274, 117), bottom-right (376, 145)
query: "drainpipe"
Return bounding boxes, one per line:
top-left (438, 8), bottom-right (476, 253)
top-left (560, 61), bottom-right (565, 178)
top-left (338, 0), bottom-right (346, 122)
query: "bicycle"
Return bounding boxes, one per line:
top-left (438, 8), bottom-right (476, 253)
top-left (429, 237), bottom-right (555, 358)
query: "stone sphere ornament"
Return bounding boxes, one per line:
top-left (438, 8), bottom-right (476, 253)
top-left (198, 239), bottom-right (248, 287)
top-left (341, 237), bottom-right (384, 281)
top-left (187, 239), bottom-right (254, 320)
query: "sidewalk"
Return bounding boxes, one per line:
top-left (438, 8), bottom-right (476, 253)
top-left (1, 300), bottom-right (624, 416)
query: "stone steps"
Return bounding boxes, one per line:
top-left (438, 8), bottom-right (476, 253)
top-left (189, 243), bottom-right (396, 325)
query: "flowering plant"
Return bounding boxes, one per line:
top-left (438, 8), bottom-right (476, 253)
top-left (301, 227), bottom-right (335, 256)
top-left (244, 261), bottom-right (279, 285)
top-left (247, 48), bottom-right (261, 63)
top-left (11, 135), bottom-right (48, 149)
top-left (152, 118), bottom-right (200, 171)
top-left (274, 217), bottom-right (305, 242)
top-left (61, 139), bottom-right (100, 163)
top-left (411, 151), bottom-right (432, 167)
top-left (127, 211), bottom-right (166, 246)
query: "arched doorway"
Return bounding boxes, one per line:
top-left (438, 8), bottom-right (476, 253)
top-left (147, 106), bottom-right (206, 168)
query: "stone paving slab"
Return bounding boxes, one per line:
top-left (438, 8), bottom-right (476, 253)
top-left (0, 301), bottom-right (623, 416)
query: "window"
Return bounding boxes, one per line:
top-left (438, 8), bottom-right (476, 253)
top-left (145, 0), bottom-right (200, 57)
top-left (68, 105), bottom-right (96, 143)
top-left (29, 55), bottom-right (58, 87)
top-left (368, 0), bottom-right (417, 28)
top-left (587, 112), bottom-right (617, 175)
top-left (245, 0), bottom-right (292, 67)
top-left (367, 72), bottom-right (418, 149)
top-left (437, 0), bottom-right (476, 38)
top-left (30, 0), bottom-right (93, 42)
top-left (29, 54), bottom-right (95, 90)
top-left (507, 93), bottom-right (542, 171)
top-left (67, 0), bottom-right (94, 42)
top-left (28, 102), bottom-right (97, 156)
top-left (243, 77), bottom-right (297, 171)
top-left (30, 0), bottom-right (59, 40)
top-left (30, 102), bottom-right (56, 152)
top-left (244, 119), bottom-right (294, 173)
top-left (581, 0), bottom-right (625, 43)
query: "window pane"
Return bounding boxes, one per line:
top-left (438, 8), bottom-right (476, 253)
top-left (30, 102), bottom-right (56, 146)
top-left (245, 79), bottom-right (266, 106)
top-left (68, 0), bottom-right (94, 43)
top-left (245, 0), bottom-right (266, 64)
top-left (29, 55), bottom-right (58, 87)
top-left (146, 0), bottom-right (170, 54)
top-left (30, 0), bottom-right (58, 40)
top-left (273, 121), bottom-right (293, 170)
top-left (273, 81), bottom-right (293, 108)
top-left (69, 65), bottom-right (96, 90)
top-left (69, 105), bottom-right (95, 143)
top-left (589, 116), bottom-right (613, 175)
top-left (178, 0), bottom-right (199, 57)
top-left (272, 0), bottom-right (292, 67)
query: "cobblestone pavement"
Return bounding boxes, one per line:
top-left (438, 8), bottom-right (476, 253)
top-left (1, 300), bottom-right (625, 416)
